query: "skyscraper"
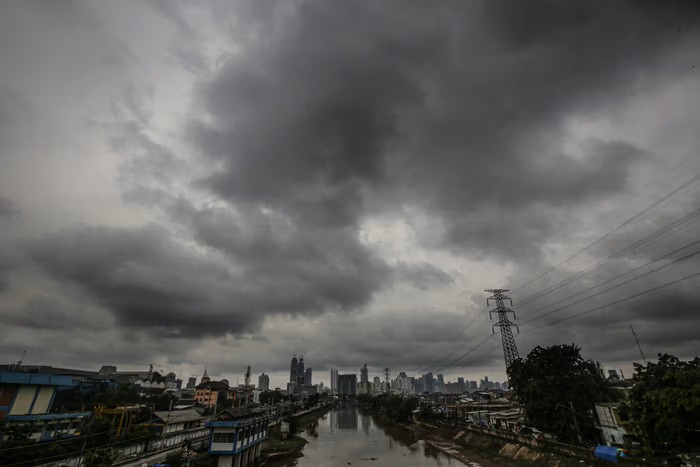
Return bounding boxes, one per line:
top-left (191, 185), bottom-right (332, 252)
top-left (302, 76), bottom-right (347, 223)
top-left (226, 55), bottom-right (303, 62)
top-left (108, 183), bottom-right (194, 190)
top-left (338, 374), bottom-right (357, 396)
top-left (423, 372), bottom-right (434, 394)
top-left (186, 377), bottom-right (197, 389)
top-left (458, 377), bottom-right (466, 393)
top-left (304, 368), bottom-right (312, 385)
top-left (297, 356), bottom-right (305, 388)
top-left (259, 373), bottom-right (270, 391)
top-left (290, 355), bottom-right (298, 384)
top-left (437, 374), bottom-right (445, 393)
top-left (330, 369), bottom-right (339, 394)
top-left (360, 364), bottom-right (368, 384)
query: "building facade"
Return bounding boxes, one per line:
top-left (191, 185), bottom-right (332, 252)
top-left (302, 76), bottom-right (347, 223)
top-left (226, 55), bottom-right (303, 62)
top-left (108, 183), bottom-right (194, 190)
top-left (330, 369), bottom-right (339, 394)
top-left (258, 373), bottom-right (269, 392)
top-left (338, 374), bottom-right (357, 396)
top-left (0, 371), bottom-right (91, 442)
top-left (194, 381), bottom-right (229, 408)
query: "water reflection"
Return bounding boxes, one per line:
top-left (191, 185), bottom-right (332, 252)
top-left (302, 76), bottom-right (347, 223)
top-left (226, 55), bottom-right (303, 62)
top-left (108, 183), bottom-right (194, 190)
top-left (269, 403), bottom-right (471, 467)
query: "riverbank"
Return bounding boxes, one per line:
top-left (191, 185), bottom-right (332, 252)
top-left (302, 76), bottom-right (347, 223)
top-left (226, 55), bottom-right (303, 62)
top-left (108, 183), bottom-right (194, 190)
top-left (367, 411), bottom-right (592, 467)
top-left (262, 403), bottom-right (331, 464)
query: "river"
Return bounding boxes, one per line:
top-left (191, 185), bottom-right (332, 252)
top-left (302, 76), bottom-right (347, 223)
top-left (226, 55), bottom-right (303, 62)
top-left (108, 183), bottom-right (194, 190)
top-left (268, 404), bottom-right (484, 467)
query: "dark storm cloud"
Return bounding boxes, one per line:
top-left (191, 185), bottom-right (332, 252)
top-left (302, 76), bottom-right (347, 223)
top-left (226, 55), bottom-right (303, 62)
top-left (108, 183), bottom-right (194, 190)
top-left (394, 262), bottom-right (454, 290)
top-left (27, 220), bottom-right (391, 337)
top-left (28, 224), bottom-right (256, 336)
top-left (0, 197), bottom-right (20, 220)
top-left (170, 200), bottom-right (391, 309)
top-left (190, 0), bottom-right (698, 257)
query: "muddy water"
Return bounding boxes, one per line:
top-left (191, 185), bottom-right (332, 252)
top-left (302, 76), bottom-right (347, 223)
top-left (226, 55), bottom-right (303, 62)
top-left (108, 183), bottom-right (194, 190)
top-left (269, 404), bottom-right (484, 467)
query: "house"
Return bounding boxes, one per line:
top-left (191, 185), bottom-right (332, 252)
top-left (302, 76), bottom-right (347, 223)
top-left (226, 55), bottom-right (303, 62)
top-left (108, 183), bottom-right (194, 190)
top-left (151, 408), bottom-right (207, 449)
top-left (595, 402), bottom-right (628, 446)
top-left (0, 370), bottom-right (91, 441)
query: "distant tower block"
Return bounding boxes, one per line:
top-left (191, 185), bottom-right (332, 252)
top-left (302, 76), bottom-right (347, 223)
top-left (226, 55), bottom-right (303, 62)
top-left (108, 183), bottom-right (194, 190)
top-left (486, 289), bottom-right (520, 370)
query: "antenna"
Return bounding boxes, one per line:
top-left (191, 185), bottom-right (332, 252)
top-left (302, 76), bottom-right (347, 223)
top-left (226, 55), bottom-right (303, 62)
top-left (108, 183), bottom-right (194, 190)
top-left (629, 324), bottom-right (647, 364)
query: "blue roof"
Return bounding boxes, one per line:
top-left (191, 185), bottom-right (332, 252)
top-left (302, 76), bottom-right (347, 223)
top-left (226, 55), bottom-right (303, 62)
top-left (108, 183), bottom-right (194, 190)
top-left (0, 371), bottom-right (74, 387)
top-left (6, 412), bottom-right (92, 422)
top-left (593, 445), bottom-right (625, 463)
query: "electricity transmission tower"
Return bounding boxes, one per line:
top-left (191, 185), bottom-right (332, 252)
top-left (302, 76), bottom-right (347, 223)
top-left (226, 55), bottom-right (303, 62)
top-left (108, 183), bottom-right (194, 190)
top-left (486, 289), bottom-right (520, 370)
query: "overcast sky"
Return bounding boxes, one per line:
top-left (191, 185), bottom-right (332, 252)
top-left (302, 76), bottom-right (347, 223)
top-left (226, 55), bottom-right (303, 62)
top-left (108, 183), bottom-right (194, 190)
top-left (1, 0), bottom-right (699, 389)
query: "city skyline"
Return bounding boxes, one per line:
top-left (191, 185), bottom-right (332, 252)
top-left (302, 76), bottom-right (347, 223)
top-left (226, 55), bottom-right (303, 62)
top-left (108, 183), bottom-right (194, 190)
top-left (1, 1), bottom-right (699, 380)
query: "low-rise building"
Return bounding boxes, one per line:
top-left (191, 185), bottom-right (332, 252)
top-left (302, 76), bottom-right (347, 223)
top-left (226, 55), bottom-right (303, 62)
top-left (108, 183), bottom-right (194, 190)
top-left (595, 403), bottom-right (628, 446)
top-left (151, 408), bottom-right (207, 449)
top-left (0, 370), bottom-right (91, 442)
top-left (195, 381), bottom-right (229, 408)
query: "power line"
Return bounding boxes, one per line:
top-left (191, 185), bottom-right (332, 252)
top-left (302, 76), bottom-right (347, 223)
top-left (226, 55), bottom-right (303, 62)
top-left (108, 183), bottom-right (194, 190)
top-left (0, 427), bottom-right (117, 453)
top-left (432, 334), bottom-right (496, 373)
top-left (519, 206), bottom-right (700, 306)
top-left (2, 431), bottom-right (157, 467)
top-left (519, 244), bottom-right (700, 326)
top-left (525, 238), bottom-right (700, 316)
top-left (520, 270), bottom-right (700, 335)
top-left (411, 314), bottom-right (485, 375)
top-left (511, 174), bottom-right (700, 294)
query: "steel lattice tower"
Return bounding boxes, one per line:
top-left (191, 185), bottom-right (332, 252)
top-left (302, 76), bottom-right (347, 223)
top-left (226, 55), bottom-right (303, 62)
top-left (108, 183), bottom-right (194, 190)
top-left (486, 289), bottom-right (520, 370)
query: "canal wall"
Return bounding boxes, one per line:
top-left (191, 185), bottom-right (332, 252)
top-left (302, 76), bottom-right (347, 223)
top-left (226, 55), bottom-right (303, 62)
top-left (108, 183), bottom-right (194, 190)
top-left (415, 422), bottom-right (663, 467)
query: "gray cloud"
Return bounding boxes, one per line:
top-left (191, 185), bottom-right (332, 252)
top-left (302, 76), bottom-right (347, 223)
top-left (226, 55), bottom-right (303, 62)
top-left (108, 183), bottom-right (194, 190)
top-left (0, 0), bottom-right (699, 380)
top-left (189, 0), bottom-right (696, 256)
top-left (0, 197), bottom-right (20, 220)
top-left (394, 262), bottom-right (454, 290)
top-left (27, 221), bottom-right (391, 337)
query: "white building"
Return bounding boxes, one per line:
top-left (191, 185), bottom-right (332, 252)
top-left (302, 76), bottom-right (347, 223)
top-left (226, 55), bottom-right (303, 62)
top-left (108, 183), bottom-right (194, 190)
top-left (595, 403), bottom-right (627, 446)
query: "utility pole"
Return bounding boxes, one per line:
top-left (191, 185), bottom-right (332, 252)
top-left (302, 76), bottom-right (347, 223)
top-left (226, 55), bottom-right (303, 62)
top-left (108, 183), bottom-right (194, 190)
top-left (384, 368), bottom-right (390, 394)
top-left (629, 323), bottom-right (647, 364)
top-left (569, 400), bottom-right (583, 446)
top-left (486, 289), bottom-right (520, 371)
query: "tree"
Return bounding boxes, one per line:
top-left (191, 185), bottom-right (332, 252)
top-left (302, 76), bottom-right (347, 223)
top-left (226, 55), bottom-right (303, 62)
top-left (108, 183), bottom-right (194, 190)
top-left (509, 344), bottom-right (611, 444)
top-left (626, 354), bottom-right (700, 453)
top-left (83, 447), bottom-right (119, 467)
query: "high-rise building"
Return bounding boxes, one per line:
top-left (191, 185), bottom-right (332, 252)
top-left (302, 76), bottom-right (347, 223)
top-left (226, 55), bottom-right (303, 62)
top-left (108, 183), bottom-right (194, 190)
top-left (338, 374), bottom-right (357, 396)
top-left (297, 357), bottom-right (305, 389)
top-left (457, 377), bottom-right (466, 393)
top-left (437, 374), bottom-right (445, 393)
top-left (186, 377), bottom-right (197, 389)
top-left (422, 372), bottom-right (434, 394)
top-left (469, 380), bottom-right (477, 391)
top-left (290, 355), bottom-right (298, 384)
top-left (304, 368), bottom-right (312, 385)
top-left (258, 373), bottom-right (270, 391)
top-left (373, 376), bottom-right (381, 394)
top-left (330, 369), bottom-right (339, 394)
top-left (360, 364), bottom-right (368, 384)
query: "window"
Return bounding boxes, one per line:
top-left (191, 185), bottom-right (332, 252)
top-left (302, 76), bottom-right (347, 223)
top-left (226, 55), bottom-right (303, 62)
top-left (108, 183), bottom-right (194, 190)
top-left (212, 432), bottom-right (234, 444)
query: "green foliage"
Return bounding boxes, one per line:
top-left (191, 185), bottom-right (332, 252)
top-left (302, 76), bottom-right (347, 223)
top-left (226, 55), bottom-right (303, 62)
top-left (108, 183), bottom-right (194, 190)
top-left (356, 393), bottom-right (372, 404)
top-left (165, 449), bottom-right (186, 467)
top-left (259, 390), bottom-right (286, 405)
top-left (83, 447), bottom-right (119, 467)
top-left (304, 393), bottom-right (320, 408)
top-left (92, 386), bottom-right (141, 406)
top-left (626, 354), bottom-right (700, 453)
top-left (509, 344), bottom-right (611, 444)
top-left (367, 394), bottom-right (419, 422)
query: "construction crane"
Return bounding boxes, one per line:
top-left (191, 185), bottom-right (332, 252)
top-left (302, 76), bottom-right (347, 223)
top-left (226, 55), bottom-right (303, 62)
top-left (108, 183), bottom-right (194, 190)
top-left (241, 366), bottom-right (251, 411)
